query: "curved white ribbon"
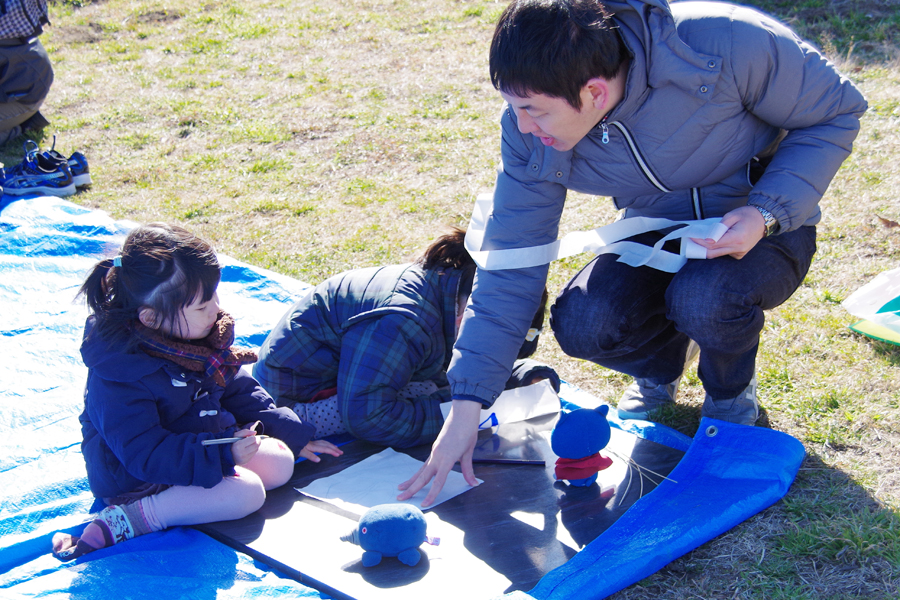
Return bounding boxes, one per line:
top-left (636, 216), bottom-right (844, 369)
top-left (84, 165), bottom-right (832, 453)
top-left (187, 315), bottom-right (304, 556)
top-left (464, 193), bottom-right (728, 273)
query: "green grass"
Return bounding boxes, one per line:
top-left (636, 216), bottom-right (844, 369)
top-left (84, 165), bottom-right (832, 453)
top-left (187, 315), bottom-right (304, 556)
top-left (10, 0), bottom-right (900, 597)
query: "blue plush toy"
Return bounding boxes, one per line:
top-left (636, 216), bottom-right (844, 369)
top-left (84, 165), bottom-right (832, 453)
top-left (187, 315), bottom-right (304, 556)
top-left (340, 504), bottom-right (439, 567)
top-left (550, 405), bottom-right (613, 487)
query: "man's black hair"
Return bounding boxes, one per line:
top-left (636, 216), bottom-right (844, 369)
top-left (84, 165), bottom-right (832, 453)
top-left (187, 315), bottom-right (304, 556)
top-left (490, 0), bottom-right (628, 110)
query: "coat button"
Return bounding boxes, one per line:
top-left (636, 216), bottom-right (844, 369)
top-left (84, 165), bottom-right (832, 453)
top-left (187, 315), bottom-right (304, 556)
top-left (707, 60), bottom-right (716, 69)
top-left (700, 85), bottom-right (709, 93)
top-left (556, 171), bottom-right (563, 178)
top-left (531, 164), bottom-right (539, 171)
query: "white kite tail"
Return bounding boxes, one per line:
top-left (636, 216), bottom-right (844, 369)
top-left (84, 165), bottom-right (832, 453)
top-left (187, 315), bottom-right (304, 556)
top-left (464, 192), bottom-right (729, 273)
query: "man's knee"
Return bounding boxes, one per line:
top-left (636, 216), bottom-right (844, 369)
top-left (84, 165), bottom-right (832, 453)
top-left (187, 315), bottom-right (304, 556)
top-left (666, 275), bottom-right (763, 348)
top-left (550, 288), bottom-right (620, 360)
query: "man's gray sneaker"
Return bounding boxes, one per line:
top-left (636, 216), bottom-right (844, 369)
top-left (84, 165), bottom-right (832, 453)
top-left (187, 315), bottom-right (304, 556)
top-left (617, 340), bottom-right (701, 420)
top-left (617, 378), bottom-right (680, 420)
top-left (700, 375), bottom-right (759, 426)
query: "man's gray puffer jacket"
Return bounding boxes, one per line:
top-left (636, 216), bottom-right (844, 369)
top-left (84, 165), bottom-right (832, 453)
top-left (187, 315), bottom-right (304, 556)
top-left (448, 0), bottom-right (867, 406)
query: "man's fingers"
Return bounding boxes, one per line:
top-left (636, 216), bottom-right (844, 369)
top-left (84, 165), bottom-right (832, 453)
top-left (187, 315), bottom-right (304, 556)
top-left (397, 473), bottom-right (429, 500)
top-left (420, 469), bottom-right (449, 508)
top-left (397, 466), bottom-right (434, 500)
top-left (459, 456), bottom-right (478, 487)
top-left (397, 464), bottom-right (427, 492)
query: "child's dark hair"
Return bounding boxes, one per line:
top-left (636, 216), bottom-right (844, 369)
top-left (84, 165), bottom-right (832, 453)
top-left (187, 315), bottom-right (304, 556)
top-left (78, 223), bottom-right (220, 345)
top-left (418, 226), bottom-right (476, 270)
top-left (417, 226), bottom-right (548, 359)
top-left (490, 0), bottom-right (629, 110)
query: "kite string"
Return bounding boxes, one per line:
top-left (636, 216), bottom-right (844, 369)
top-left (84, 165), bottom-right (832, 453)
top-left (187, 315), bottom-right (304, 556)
top-left (604, 449), bottom-right (679, 507)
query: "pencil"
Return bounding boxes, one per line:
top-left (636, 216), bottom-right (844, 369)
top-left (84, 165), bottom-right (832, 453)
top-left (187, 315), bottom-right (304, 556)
top-left (201, 435), bottom-right (269, 446)
top-left (472, 458), bottom-right (546, 466)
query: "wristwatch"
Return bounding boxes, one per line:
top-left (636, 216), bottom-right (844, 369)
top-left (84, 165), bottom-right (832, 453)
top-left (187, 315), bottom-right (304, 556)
top-left (754, 206), bottom-right (780, 237)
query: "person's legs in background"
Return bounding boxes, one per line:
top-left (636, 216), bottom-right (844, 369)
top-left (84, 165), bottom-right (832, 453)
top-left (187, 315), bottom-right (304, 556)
top-left (0, 38), bottom-right (53, 145)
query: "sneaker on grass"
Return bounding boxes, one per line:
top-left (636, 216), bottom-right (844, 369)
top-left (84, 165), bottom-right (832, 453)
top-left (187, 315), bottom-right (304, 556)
top-left (44, 137), bottom-right (91, 189)
top-left (616, 340), bottom-right (700, 420)
top-left (2, 140), bottom-right (76, 197)
top-left (700, 375), bottom-right (759, 426)
top-left (616, 378), bottom-right (680, 420)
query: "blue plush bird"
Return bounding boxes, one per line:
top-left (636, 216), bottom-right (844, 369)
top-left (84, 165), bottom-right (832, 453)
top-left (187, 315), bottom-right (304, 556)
top-left (550, 405), bottom-right (613, 486)
top-left (341, 504), bottom-right (440, 567)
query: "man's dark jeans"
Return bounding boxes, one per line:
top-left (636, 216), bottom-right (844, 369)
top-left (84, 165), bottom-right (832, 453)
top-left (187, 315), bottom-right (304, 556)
top-left (550, 226), bottom-right (817, 400)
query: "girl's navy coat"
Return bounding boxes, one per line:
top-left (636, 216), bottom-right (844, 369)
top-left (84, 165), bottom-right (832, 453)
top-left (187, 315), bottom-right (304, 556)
top-left (78, 317), bottom-right (314, 500)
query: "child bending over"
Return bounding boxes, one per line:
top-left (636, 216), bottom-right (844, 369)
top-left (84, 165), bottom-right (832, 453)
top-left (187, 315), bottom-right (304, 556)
top-left (52, 223), bottom-right (341, 561)
top-left (253, 227), bottom-right (559, 448)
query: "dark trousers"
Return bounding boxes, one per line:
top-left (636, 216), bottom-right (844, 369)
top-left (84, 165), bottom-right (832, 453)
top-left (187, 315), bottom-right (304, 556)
top-left (550, 226), bottom-right (817, 399)
top-left (0, 37), bottom-right (53, 143)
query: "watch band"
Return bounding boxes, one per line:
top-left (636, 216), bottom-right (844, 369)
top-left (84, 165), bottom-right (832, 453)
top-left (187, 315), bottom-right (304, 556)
top-left (754, 206), bottom-right (779, 237)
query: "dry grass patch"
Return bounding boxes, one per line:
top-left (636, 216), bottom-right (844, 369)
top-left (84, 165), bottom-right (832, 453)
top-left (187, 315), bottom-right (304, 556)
top-left (3, 0), bottom-right (897, 597)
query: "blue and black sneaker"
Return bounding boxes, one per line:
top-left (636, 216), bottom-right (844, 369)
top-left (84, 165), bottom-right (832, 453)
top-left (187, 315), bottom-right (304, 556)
top-left (2, 140), bottom-right (76, 197)
top-left (44, 137), bottom-right (91, 189)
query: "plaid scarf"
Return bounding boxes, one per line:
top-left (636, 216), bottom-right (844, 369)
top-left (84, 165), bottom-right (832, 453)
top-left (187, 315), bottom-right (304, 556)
top-left (133, 311), bottom-right (257, 387)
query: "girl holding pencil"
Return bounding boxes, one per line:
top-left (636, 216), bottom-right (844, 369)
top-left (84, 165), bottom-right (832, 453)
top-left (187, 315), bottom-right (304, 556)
top-left (52, 223), bottom-right (341, 561)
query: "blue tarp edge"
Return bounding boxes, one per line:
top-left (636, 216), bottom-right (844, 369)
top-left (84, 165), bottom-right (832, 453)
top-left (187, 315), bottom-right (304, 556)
top-left (494, 418), bottom-right (805, 600)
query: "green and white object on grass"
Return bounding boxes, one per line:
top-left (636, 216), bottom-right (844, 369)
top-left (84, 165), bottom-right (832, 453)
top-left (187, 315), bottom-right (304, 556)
top-left (842, 266), bottom-right (900, 345)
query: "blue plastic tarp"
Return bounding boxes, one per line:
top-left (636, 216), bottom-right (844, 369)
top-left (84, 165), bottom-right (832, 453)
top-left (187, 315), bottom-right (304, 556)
top-left (0, 196), bottom-right (326, 598)
top-left (1, 196), bottom-right (806, 599)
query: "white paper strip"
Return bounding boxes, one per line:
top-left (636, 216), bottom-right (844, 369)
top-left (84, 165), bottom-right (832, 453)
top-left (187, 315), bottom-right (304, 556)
top-left (464, 192), bottom-right (728, 273)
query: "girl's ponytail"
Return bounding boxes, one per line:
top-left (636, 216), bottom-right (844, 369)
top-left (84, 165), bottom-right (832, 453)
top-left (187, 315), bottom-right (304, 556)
top-left (417, 226), bottom-right (548, 359)
top-left (79, 258), bottom-right (117, 317)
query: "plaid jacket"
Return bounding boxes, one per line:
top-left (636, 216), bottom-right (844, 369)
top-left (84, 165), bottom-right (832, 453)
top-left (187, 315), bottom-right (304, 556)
top-left (254, 264), bottom-right (463, 449)
top-left (0, 0), bottom-right (47, 40)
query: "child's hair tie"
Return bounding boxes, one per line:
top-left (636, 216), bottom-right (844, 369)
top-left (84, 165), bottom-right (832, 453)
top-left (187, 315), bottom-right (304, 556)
top-left (112, 256), bottom-right (123, 267)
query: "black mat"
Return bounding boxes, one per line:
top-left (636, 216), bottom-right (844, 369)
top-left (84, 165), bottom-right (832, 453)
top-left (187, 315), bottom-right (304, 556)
top-left (198, 412), bottom-right (684, 600)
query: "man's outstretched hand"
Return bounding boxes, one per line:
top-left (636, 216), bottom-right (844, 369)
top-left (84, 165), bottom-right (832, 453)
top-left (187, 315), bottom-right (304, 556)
top-left (397, 399), bottom-right (481, 507)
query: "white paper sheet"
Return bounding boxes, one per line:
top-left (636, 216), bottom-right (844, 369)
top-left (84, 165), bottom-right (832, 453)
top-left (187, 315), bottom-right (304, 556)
top-left (297, 448), bottom-right (481, 513)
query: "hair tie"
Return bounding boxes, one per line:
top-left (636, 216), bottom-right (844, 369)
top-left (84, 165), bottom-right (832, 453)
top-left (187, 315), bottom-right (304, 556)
top-left (525, 327), bottom-right (541, 342)
top-left (112, 256), bottom-right (123, 267)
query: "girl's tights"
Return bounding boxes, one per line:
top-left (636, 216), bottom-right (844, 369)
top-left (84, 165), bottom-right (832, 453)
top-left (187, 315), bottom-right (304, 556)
top-left (80, 438), bottom-right (294, 549)
top-left (142, 437), bottom-right (295, 529)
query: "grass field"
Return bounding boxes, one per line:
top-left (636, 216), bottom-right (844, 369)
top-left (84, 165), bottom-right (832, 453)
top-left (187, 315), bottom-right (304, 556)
top-left (8, 0), bottom-right (900, 597)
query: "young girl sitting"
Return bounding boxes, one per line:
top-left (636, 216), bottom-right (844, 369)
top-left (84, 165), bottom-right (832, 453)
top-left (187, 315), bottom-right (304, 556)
top-left (52, 223), bottom-right (342, 561)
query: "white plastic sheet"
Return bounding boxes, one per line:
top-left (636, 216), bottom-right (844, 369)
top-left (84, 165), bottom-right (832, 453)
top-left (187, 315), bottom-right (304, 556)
top-left (842, 266), bottom-right (900, 335)
top-left (440, 378), bottom-right (561, 430)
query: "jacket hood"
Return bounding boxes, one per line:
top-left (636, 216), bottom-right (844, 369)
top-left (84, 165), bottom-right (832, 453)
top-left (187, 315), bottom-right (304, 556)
top-left (81, 316), bottom-right (164, 382)
top-left (596, 0), bottom-right (724, 126)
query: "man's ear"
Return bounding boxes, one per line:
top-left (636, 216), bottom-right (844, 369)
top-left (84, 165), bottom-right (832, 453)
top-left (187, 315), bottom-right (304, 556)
top-left (584, 78), bottom-right (612, 112)
top-left (138, 307), bottom-right (159, 329)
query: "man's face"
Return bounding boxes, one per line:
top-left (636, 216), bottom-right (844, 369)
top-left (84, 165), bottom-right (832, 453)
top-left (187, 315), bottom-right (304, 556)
top-left (500, 87), bottom-right (603, 152)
